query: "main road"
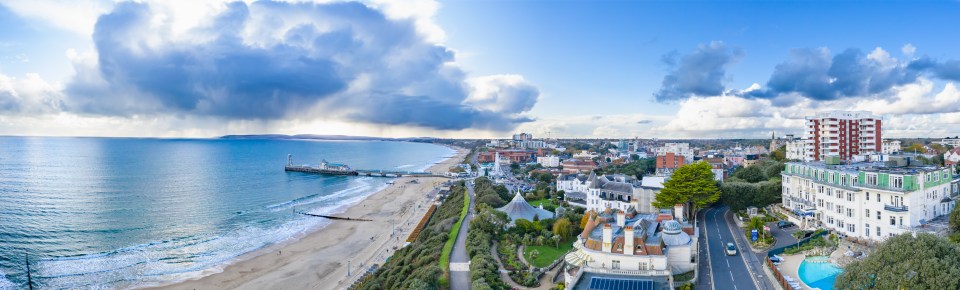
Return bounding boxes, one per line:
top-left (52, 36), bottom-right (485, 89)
top-left (698, 207), bottom-right (769, 290)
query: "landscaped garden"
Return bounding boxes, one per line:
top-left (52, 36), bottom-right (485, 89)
top-left (522, 237), bottom-right (574, 268)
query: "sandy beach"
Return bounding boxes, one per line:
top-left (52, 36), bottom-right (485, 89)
top-left (150, 146), bottom-right (468, 290)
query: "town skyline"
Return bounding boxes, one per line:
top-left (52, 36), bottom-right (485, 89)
top-left (2, 1), bottom-right (960, 139)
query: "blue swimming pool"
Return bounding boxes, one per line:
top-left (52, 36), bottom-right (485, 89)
top-left (798, 257), bottom-right (843, 290)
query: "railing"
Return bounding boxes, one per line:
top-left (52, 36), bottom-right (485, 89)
top-left (883, 204), bottom-right (909, 212)
top-left (581, 266), bottom-right (670, 276)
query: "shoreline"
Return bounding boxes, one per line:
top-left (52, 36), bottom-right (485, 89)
top-left (148, 145), bottom-right (467, 290)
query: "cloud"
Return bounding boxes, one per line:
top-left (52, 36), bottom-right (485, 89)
top-left (0, 73), bottom-right (64, 114)
top-left (58, 1), bottom-right (538, 131)
top-left (653, 41), bottom-right (742, 102)
top-left (636, 119), bottom-right (652, 124)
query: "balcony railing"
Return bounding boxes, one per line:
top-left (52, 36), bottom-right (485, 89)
top-left (582, 266), bottom-right (671, 277)
top-left (884, 204), bottom-right (909, 212)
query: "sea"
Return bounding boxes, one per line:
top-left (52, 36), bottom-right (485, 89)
top-left (0, 137), bottom-right (456, 289)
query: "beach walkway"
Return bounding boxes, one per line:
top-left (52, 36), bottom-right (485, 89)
top-left (449, 179), bottom-right (476, 290)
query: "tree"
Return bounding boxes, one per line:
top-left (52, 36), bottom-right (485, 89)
top-left (553, 218), bottom-right (572, 240)
top-left (836, 233), bottom-right (960, 290)
top-left (536, 235), bottom-right (545, 246)
top-left (951, 205), bottom-right (960, 233)
top-left (771, 145), bottom-right (787, 161)
top-left (734, 165), bottom-right (765, 183)
top-left (523, 234), bottom-right (533, 246)
top-left (905, 143), bottom-right (927, 154)
top-left (552, 234), bottom-right (561, 248)
top-left (653, 161), bottom-right (721, 220)
top-left (472, 279), bottom-right (494, 290)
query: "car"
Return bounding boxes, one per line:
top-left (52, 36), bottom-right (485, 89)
top-left (726, 242), bottom-right (737, 256)
top-left (777, 221), bottom-right (796, 229)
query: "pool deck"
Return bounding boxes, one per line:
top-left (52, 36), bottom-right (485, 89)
top-left (778, 254), bottom-right (813, 290)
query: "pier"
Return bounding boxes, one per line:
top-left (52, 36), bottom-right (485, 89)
top-left (285, 154), bottom-right (450, 178)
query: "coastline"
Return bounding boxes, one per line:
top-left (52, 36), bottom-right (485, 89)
top-left (148, 145), bottom-right (467, 290)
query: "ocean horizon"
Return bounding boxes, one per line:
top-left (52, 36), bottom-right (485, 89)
top-left (0, 137), bottom-right (455, 289)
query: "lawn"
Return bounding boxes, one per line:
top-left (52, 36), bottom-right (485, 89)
top-left (523, 238), bottom-right (574, 268)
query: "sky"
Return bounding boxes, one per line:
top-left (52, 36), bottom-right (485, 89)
top-left (1, 0), bottom-right (960, 139)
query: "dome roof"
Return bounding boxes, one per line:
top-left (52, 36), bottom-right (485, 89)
top-left (660, 220), bottom-right (691, 246)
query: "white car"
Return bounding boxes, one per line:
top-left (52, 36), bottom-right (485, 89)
top-left (725, 242), bottom-right (737, 256)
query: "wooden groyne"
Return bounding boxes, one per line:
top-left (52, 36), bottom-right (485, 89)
top-left (297, 212), bottom-right (373, 221)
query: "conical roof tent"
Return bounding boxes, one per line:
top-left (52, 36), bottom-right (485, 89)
top-left (496, 190), bottom-right (554, 223)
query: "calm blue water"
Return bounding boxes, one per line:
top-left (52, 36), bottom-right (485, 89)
top-left (798, 258), bottom-right (843, 290)
top-left (0, 137), bottom-right (454, 289)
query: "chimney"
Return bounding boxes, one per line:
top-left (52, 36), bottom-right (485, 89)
top-left (624, 226), bottom-right (635, 255)
top-left (674, 204), bottom-right (685, 223)
top-left (616, 210), bottom-right (625, 227)
top-left (602, 224), bottom-right (613, 253)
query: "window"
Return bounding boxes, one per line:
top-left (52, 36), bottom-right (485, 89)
top-left (639, 262), bottom-right (648, 271)
top-left (877, 211), bottom-right (881, 220)
top-left (841, 174), bottom-right (847, 185)
top-left (890, 216), bottom-right (896, 226)
top-left (877, 193), bottom-right (880, 202)
top-left (848, 224), bottom-right (855, 233)
top-left (612, 260), bottom-right (620, 270)
top-left (848, 192), bottom-right (853, 201)
top-left (847, 208), bottom-right (853, 218)
top-left (892, 176), bottom-right (903, 189)
top-left (865, 224), bottom-right (870, 236)
top-left (899, 217), bottom-right (903, 226)
top-left (866, 174), bottom-right (878, 185)
top-left (865, 209), bottom-right (870, 218)
top-left (877, 226), bottom-right (881, 236)
top-left (839, 220), bottom-right (845, 228)
top-left (866, 192), bottom-right (870, 201)
top-left (828, 217), bottom-right (834, 225)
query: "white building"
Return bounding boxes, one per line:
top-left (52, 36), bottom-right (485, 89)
top-left (785, 140), bottom-right (808, 161)
top-left (537, 155), bottom-right (560, 167)
top-left (935, 137), bottom-right (960, 148)
top-left (781, 157), bottom-right (955, 241)
top-left (656, 143), bottom-right (694, 161)
top-left (882, 140), bottom-right (902, 155)
top-left (520, 140), bottom-right (547, 149)
top-left (557, 172), bottom-right (659, 214)
top-left (563, 207), bottom-right (697, 289)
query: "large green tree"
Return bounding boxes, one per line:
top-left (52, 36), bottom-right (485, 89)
top-left (653, 161), bottom-right (721, 219)
top-left (836, 233), bottom-right (960, 290)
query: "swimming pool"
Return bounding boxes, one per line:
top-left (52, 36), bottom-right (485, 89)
top-left (798, 257), bottom-right (843, 290)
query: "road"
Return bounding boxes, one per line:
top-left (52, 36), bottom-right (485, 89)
top-left (449, 178), bottom-right (477, 289)
top-left (699, 207), bottom-right (762, 290)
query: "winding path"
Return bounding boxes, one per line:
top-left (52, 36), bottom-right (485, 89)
top-left (449, 180), bottom-right (476, 290)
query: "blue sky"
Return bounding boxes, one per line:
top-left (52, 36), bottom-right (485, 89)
top-left (0, 0), bottom-right (959, 138)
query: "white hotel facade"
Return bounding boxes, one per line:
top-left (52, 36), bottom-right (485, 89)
top-left (781, 158), bottom-right (956, 241)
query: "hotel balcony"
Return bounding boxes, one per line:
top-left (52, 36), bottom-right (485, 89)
top-left (883, 204), bottom-right (909, 212)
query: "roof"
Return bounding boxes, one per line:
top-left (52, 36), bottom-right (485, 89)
top-left (496, 191), bottom-right (554, 222)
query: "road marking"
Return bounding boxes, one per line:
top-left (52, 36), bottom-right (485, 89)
top-left (703, 208), bottom-right (716, 290)
top-left (722, 208), bottom-right (763, 290)
top-left (450, 262), bottom-right (471, 272)
top-left (725, 259), bottom-right (730, 267)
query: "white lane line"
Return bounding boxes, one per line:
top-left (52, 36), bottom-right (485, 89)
top-left (722, 208), bottom-right (763, 290)
top-left (725, 259), bottom-right (730, 267)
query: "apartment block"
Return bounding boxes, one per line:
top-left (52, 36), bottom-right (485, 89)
top-left (803, 111), bottom-right (882, 161)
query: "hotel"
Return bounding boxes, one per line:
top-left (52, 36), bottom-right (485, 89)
top-left (781, 155), bottom-right (957, 241)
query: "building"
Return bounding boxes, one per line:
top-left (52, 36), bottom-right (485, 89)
top-left (562, 159), bottom-right (599, 174)
top-left (519, 140), bottom-right (547, 149)
top-left (781, 156), bottom-right (955, 241)
top-left (704, 157), bottom-right (726, 183)
top-left (935, 137), bottom-right (960, 148)
top-left (742, 154), bottom-right (761, 167)
top-left (882, 140), bottom-right (902, 155)
top-left (478, 149), bottom-right (537, 164)
top-left (945, 148), bottom-right (960, 168)
top-left (512, 132), bottom-right (533, 142)
top-left (497, 191), bottom-right (554, 224)
top-left (785, 140), bottom-right (807, 161)
top-left (655, 153), bottom-right (684, 176)
top-left (537, 155), bottom-right (561, 167)
top-left (656, 143), bottom-right (694, 161)
top-left (803, 111), bottom-right (882, 161)
top-left (557, 172), bottom-right (660, 214)
top-left (563, 207), bottom-right (697, 289)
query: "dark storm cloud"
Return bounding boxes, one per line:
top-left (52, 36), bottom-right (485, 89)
top-left (64, 1), bottom-right (539, 131)
top-left (745, 48), bottom-right (921, 101)
top-left (653, 41), bottom-right (743, 102)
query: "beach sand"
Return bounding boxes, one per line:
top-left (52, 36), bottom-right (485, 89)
top-left (150, 147), bottom-right (468, 290)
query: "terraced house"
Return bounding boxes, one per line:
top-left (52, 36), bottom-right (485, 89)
top-left (781, 155), bottom-right (958, 242)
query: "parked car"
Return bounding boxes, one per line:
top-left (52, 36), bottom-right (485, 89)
top-left (777, 221), bottom-right (796, 229)
top-left (726, 243), bottom-right (737, 256)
